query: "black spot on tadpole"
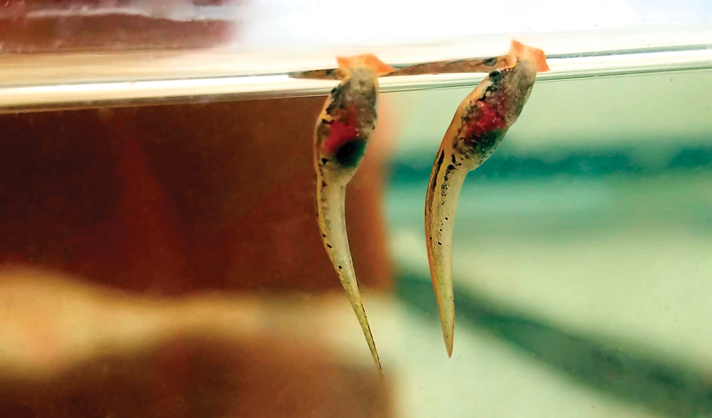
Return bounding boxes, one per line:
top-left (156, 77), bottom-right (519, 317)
top-left (330, 84), bottom-right (344, 97)
top-left (326, 102), bottom-right (337, 114)
top-left (473, 130), bottom-right (504, 156)
top-left (438, 242), bottom-right (442, 245)
top-left (445, 217), bottom-right (449, 220)
top-left (447, 164), bottom-right (456, 171)
top-left (321, 158), bottom-right (328, 164)
top-left (322, 233), bottom-right (326, 238)
top-left (335, 139), bottom-right (367, 168)
top-left (326, 244), bottom-right (332, 249)
top-left (326, 79), bottom-right (350, 114)
top-left (321, 180), bottom-right (327, 188)
top-left (488, 70), bottom-right (503, 83)
top-left (483, 57), bottom-right (497, 66)
top-left (338, 265), bottom-right (342, 270)
top-left (450, 154), bottom-right (457, 165)
top-left (428, 150), bottom-right (445, 195)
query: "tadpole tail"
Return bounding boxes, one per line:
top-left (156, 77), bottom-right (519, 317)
top-left (424, 147), bottom-right (470, 357)
top-left (316, 178), bottom-right (382, 372)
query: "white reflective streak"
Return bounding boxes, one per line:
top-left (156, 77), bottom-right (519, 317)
top-left (0, 41), bottom-right (709, 112)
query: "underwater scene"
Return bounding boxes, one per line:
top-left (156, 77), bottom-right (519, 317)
top-left (384, 68), bottom-right (712, 417)
top-left (0, 0), bottom-right (711, 417)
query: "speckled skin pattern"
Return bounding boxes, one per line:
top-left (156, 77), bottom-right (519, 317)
top-left (425, 50), bottom-right (543, 357)
top-left (314, 65), bottom-right (383, 371)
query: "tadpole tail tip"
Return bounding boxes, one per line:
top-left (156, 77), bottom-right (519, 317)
top-left (376, 355), bottom-right (384, 375)
top-left (429, 265), bottom-right (455, 357)
top-left (437, 288), bottom-right (455, 358)
top-left (425, 196), bottom-right (457, 359)
top-left (425, 148), bottom-right (470, 358)
top-left (361, 314), bottom-right (383, 373)
top-left (316, 181), bottom-right (384, 374)
top-left (365, 337), bottom-right (383, 373)
top-left (335, 262), bottom-right (383, 373)
top-left (430, 268), bottom-right (455, 358)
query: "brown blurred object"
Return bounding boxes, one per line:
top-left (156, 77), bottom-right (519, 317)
top-left (0, 339), bottom-right (389, 418)
top-left (0, 95), bottom-right (395, 415)
top-left (0, 0), bottom-right (239, 52)
top-left (0, 97), bottom-right (393, 294)
top-left (0, 268), bottom-right (392, 418)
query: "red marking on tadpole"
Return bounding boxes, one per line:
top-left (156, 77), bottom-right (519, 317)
top-left (324, 120), bottom-right (358, 155)
top-left (464, 102), bottom-right (507, 140)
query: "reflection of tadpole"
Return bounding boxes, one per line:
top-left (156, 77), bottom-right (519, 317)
top-left (290, 52), bottom-right (512, 80)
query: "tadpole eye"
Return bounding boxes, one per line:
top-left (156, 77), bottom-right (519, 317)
top-left (488, 70), bottom-right (503, 83)
top-left (483, 57), bottom-right (497, 66)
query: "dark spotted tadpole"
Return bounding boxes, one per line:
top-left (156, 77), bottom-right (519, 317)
top-left (425, 40), bottom-right (550, 357)
top-left (314, 54), bottom-right (394, 372)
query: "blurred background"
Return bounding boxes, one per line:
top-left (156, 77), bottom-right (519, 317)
top-left (0, 1), bottom-right (711, 417)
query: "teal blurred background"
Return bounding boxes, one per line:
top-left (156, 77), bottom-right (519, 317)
top-left (381, 69), bottom-right (712, 417)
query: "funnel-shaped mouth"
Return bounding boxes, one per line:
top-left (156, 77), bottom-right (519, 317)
top-left (509, 40), bottom-right (550, 72)
top-left (336, 54), bottom-right (395, 76)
